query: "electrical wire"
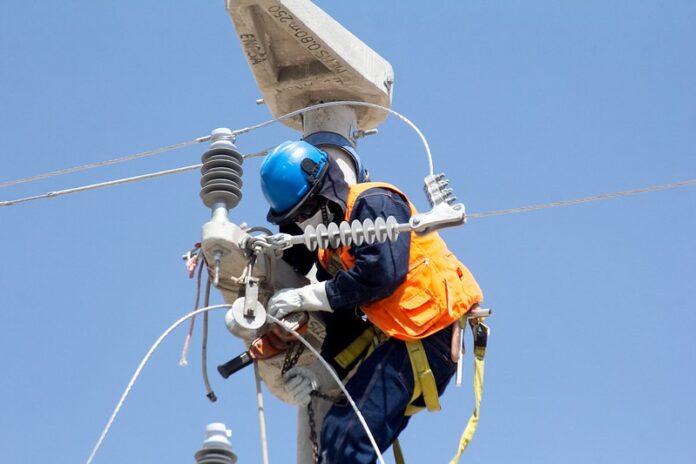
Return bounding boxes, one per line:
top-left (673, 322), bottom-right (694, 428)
top-left (231, 100), bottom-right (434, 176)
top-left (179, 253), bottom-right (205, 367)
top-left (201, 278), bottom-right (217, 402)
top-left (0, 136), bottom-right (209, 189)
top-left (266, 314), bottom-right (386, 464)
top-left (86, 304), bottom-right (384, 464)
top-left (0, 100), bottom-right (428, 195)
top-left (254, 363), bottom-right (271, 464)
top-left (465, 178), bottom-right (696, 220)
top-left (0, 164), bottom-right (202, 207)
top-left (0, 148), bottom-right (270, 208)
top-left (86, 304), bottom-right (232, 464)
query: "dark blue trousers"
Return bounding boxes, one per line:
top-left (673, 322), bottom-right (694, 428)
top-left (320, 326), bottom-right (456, 464)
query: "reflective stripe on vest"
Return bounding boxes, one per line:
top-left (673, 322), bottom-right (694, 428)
top-left (318, 182), bottom-right (483, 341)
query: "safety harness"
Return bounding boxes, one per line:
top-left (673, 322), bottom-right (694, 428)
top-left (332, 315), bottom-right (489, 464)
top-left (319, 182), bottom-right (488, 461)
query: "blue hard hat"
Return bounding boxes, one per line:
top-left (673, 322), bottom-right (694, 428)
top-left (260, 140), bottom-right (329, 224)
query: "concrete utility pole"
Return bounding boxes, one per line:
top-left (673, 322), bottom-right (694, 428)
top-left (197, 2), bottom-right (395, 463)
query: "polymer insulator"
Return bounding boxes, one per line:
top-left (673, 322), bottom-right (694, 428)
top-left (200, 132), bottom-right (244, 209)
top-left (302, 216), bottom-right (401, 250)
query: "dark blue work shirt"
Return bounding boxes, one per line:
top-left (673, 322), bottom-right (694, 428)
top-left (322, 187), bottom-right (411, 309)
top-left (280, 187), bottom-right (412, 377)
top-left (281, 187), bottom-right (412, 308)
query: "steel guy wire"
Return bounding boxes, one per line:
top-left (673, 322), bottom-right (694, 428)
top-left (0, 136), bottom-right (210, 189)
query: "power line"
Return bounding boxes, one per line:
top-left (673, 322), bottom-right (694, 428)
top-left (231, 100), bottom-right (435, 176)
top-left (0, 148), bottom-right (271, 208)
top-left (465, 178), bottom-right (696, 219)
top-left (0, 164), bottom-right (201, 207)
top-left (1, 100), bottom-right (430, 190)
top-left (0, 136), bottom-right (210, 189)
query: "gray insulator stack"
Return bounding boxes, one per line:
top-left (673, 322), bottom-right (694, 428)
top-left (194, 423), bottom-right (237, 464)
top-left (200, 128), bottom-right (244, 210)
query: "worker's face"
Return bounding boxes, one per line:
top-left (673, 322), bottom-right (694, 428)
top-left (294, 197), bottom-right (334, 231)
top-left (295, 207), bottom-right (324, 231)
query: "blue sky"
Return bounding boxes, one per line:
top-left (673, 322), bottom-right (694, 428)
top-left (1, 1), bottom-right (695, 463)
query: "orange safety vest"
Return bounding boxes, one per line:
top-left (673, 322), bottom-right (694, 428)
top-left (318, 182), bottom-right (483, 341)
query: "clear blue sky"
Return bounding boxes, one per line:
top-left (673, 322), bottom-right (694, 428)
top-left (1, 1), bottom-right (695, 463)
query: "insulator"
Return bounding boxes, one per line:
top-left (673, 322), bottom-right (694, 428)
top-left (302, 216), bottom-right (401, 251)
top-left (200, 142), bottom-right (244, 209)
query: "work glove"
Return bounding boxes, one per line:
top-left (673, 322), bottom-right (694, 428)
top-left (268, 282), bottom-right (331, 319)
top-left (283, 366), bottom-right (319, 407)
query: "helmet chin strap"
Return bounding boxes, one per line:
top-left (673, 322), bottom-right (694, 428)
top-left (320, 202), bottom-right (331, 225)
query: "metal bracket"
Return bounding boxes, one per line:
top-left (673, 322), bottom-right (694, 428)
top-left (243, 276), bottom-right (261, 318)
top-left (409, 202), bottom-right (466, 235)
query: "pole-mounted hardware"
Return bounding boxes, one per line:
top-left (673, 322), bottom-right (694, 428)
top-left (199, 128), bottom-right (245, 288)
top-left (194, 423), bottom-right (237, 464)
top-left (239, 173), bottom-right (467, 260)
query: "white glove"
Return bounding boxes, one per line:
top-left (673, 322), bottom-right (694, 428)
top-left (283, 366), bottom-right (319, 406)
top-left (268, 282), bottom-right (332, 319)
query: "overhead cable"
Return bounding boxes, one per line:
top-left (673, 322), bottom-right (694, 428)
top-left (87, 306), bottom-right (384, 464)
top-left (1, 100), bottom-right (425, 190)
top-left (0, 164), bottom-right (202, 207)
top-left (0, 148), bottom-right (271, 208)
top-left (266, 314), bottom-right (385, 464)
top-left (0, 136), bottom-right (210, 189)
top-left (86, 304), bottom-right (232, 464)
top-left (466, 178), bottom-right (696, 219)
top-left (232, 100), bottom-right (435, 176)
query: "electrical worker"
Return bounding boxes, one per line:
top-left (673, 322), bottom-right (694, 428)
top-left (260, 140), bottom-right (483, 464)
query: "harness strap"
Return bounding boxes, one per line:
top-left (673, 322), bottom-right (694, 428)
top-left (334, 325), bottom-right (380, 370)
top-left (449, 319), bottom-right (489, 464)
top-left (393, 437), bottom-right (406, 464)
top-left (333, 328), bottom-right (442, 416)
top-left (404, 339), bottom-right (441, 415)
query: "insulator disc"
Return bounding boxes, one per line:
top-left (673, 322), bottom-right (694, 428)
top-left (386, 216), bottom-right (400, 241)
top-left (350, 219), bottom-right (364, 246)
top-left (327, 222), bottom-right (341, 248)
top-left (201, 156), bottom-right (244, 176)
top-left (200, 168), bottom-right (244, 188)
top-left (202, 147), bottom-right (243, 164)
top-left (373, 217), bottom-right (387, 243)
top-left (362, 219), bottom-right (375, 244)
top-left (339, 221), bottom-right (353, 247)
top-left (200, 181), bottom-right (243, 209)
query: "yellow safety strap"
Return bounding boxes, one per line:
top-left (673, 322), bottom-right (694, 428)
top-left (392, 437), bottom-right (406, 464)
top-left (404, 339), bottom-right (441, 415)
top-left (449, 319), bottom-right (489, 464)
top-left (334, 325), bottom-right (380, 369)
